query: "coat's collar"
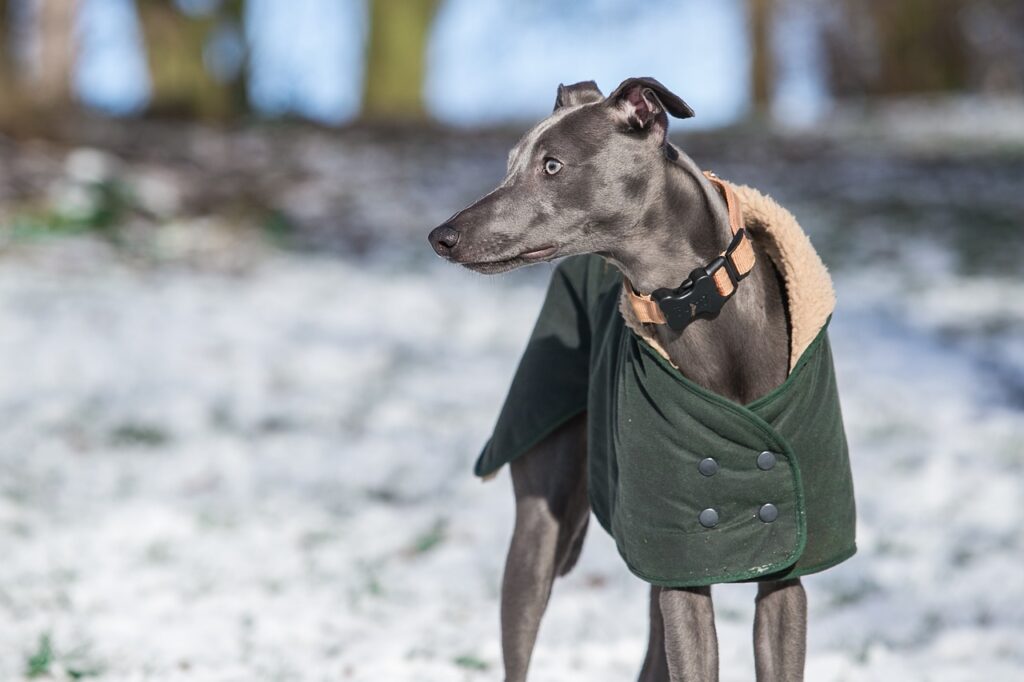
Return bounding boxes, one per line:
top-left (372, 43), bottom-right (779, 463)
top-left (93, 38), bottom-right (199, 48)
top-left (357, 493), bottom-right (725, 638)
top-left (623, 171), bottom-right (756, 331)
top-left (621, 178), bottom-right (837, 373)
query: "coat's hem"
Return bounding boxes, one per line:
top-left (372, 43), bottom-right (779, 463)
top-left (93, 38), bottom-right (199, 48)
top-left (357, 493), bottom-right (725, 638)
top-left (621, 553), bottom-right (799, 589)
top-left (750, 543), bottom-right (858, 582)
top-left (473, 405), bottom-right (587, 478)
top-left (620, 544), bottom-right (857, 589)
top-left (789, 543), bottom-right (858, 577)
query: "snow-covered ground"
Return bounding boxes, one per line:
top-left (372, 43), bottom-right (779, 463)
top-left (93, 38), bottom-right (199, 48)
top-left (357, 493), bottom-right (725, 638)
top-left (0, 225), bottom-right (1021, 681)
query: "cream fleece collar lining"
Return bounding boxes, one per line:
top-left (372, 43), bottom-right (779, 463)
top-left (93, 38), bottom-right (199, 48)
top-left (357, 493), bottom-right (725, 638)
top-left (619, 180), bottom-right (836, 373)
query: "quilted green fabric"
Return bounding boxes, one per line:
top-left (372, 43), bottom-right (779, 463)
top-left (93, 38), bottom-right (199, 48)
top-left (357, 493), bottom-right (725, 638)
top-left (476, 255), bottom-right (856, 587)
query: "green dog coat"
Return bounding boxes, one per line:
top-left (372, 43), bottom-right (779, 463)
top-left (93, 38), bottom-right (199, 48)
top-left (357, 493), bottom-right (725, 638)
top-left (475, 181), bottom-right (856, 587)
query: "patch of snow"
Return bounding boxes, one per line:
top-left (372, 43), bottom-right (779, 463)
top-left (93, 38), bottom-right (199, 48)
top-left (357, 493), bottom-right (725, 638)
top-left (0, 240), bottom-right (1021, 680)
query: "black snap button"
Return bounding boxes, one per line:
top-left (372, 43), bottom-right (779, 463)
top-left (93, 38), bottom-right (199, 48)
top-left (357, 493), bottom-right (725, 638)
top-left (757, 451), bottom-right (777, 471)
top-left (698, 457), bottom-right (719, 477)
top-left (698, 508), bottom-right (719, 528)
top-left (758, 503), bottom-right (779, 523)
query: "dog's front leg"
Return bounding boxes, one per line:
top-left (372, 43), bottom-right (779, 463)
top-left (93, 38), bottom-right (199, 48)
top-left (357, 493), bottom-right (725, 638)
top-left (637, 586), bottom-right (670, 682)
top-left (660, 586), bottom-right (719, 681)
top-left (753, 578), bottom-right (807, 681)
top-left (501, 413), bottom-right (589, 682)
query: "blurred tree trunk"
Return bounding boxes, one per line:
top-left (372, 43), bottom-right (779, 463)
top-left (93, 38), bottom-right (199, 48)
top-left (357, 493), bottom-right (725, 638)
top-left (1, 0), bottom-right (78, 132)
top-left (0, 0), bottom-right (16, 107)
top-left (362, 0), bottom-right (439, 123)
top-left (136, 0), bottom-right (247, 120)
top-left (33, 0), bottom-right (77, 108)
top-left (747, 0), bottom-right (774, 119)
top-left (0, 0), bottom-right (26, 130)
top-left (824, 0), bottom-right (971, 97)
top-left (869, 0), bottom-right (968, 93)
top-left (221, 0), bottom-right (249, 117)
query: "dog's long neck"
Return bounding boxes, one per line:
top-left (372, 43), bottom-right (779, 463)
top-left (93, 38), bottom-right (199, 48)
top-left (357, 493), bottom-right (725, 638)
top-left (611, 150), bottom-right (789, 404)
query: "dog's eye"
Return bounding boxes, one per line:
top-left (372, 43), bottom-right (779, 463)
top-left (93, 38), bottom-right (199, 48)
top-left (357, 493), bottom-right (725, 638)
top-left (543, 158), bottom-right (563, 175)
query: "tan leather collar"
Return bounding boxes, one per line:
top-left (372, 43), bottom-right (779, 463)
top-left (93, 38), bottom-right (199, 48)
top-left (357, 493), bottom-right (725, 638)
top-left (624, 171), bottom-right (756, 327)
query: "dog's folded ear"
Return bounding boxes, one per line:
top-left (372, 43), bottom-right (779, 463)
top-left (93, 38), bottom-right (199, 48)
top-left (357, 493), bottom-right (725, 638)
top-left (607, 77), bottom-right (695, 136)
top-left (554, 81), bottom-right (604, 111)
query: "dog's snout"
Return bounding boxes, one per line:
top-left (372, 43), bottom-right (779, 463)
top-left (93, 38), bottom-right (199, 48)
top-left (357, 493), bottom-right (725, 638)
top-left (429, 223), bottom-right (461, 257)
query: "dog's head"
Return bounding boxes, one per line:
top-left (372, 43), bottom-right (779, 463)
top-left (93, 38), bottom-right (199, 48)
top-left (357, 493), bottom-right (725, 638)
top-left (428, 77), bottom-right (694, 273)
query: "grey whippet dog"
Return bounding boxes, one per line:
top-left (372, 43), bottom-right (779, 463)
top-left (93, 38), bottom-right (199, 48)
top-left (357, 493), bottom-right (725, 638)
top-left (428, 78), bottom-right (805, 681)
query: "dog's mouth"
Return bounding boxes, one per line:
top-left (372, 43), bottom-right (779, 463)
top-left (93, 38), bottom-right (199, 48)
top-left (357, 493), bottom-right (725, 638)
top-left (459, 245), bottom-right (559, 274)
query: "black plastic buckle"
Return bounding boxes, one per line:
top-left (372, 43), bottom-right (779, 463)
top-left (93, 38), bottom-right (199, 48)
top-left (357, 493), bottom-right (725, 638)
top-left (651, 230), bottom-right (748, 331)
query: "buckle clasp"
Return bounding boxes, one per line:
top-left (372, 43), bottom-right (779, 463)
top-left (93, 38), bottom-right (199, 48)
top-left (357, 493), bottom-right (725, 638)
top-left (651, 266), bottom-right (728, 331)
top-left (651, 230), bottom-right (749, 331)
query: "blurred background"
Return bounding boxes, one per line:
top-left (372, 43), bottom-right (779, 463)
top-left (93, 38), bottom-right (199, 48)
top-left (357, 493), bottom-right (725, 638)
top-left (0, 1), bottom-right (1022, 680)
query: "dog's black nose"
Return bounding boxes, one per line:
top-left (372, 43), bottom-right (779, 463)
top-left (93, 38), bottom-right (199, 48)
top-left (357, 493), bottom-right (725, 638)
top-left (429, 223), bottom-right (460, 257)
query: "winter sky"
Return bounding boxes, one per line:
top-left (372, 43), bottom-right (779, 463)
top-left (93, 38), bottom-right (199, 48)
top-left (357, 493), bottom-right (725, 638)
top-left (71, 0), bottom-right (828, 127)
